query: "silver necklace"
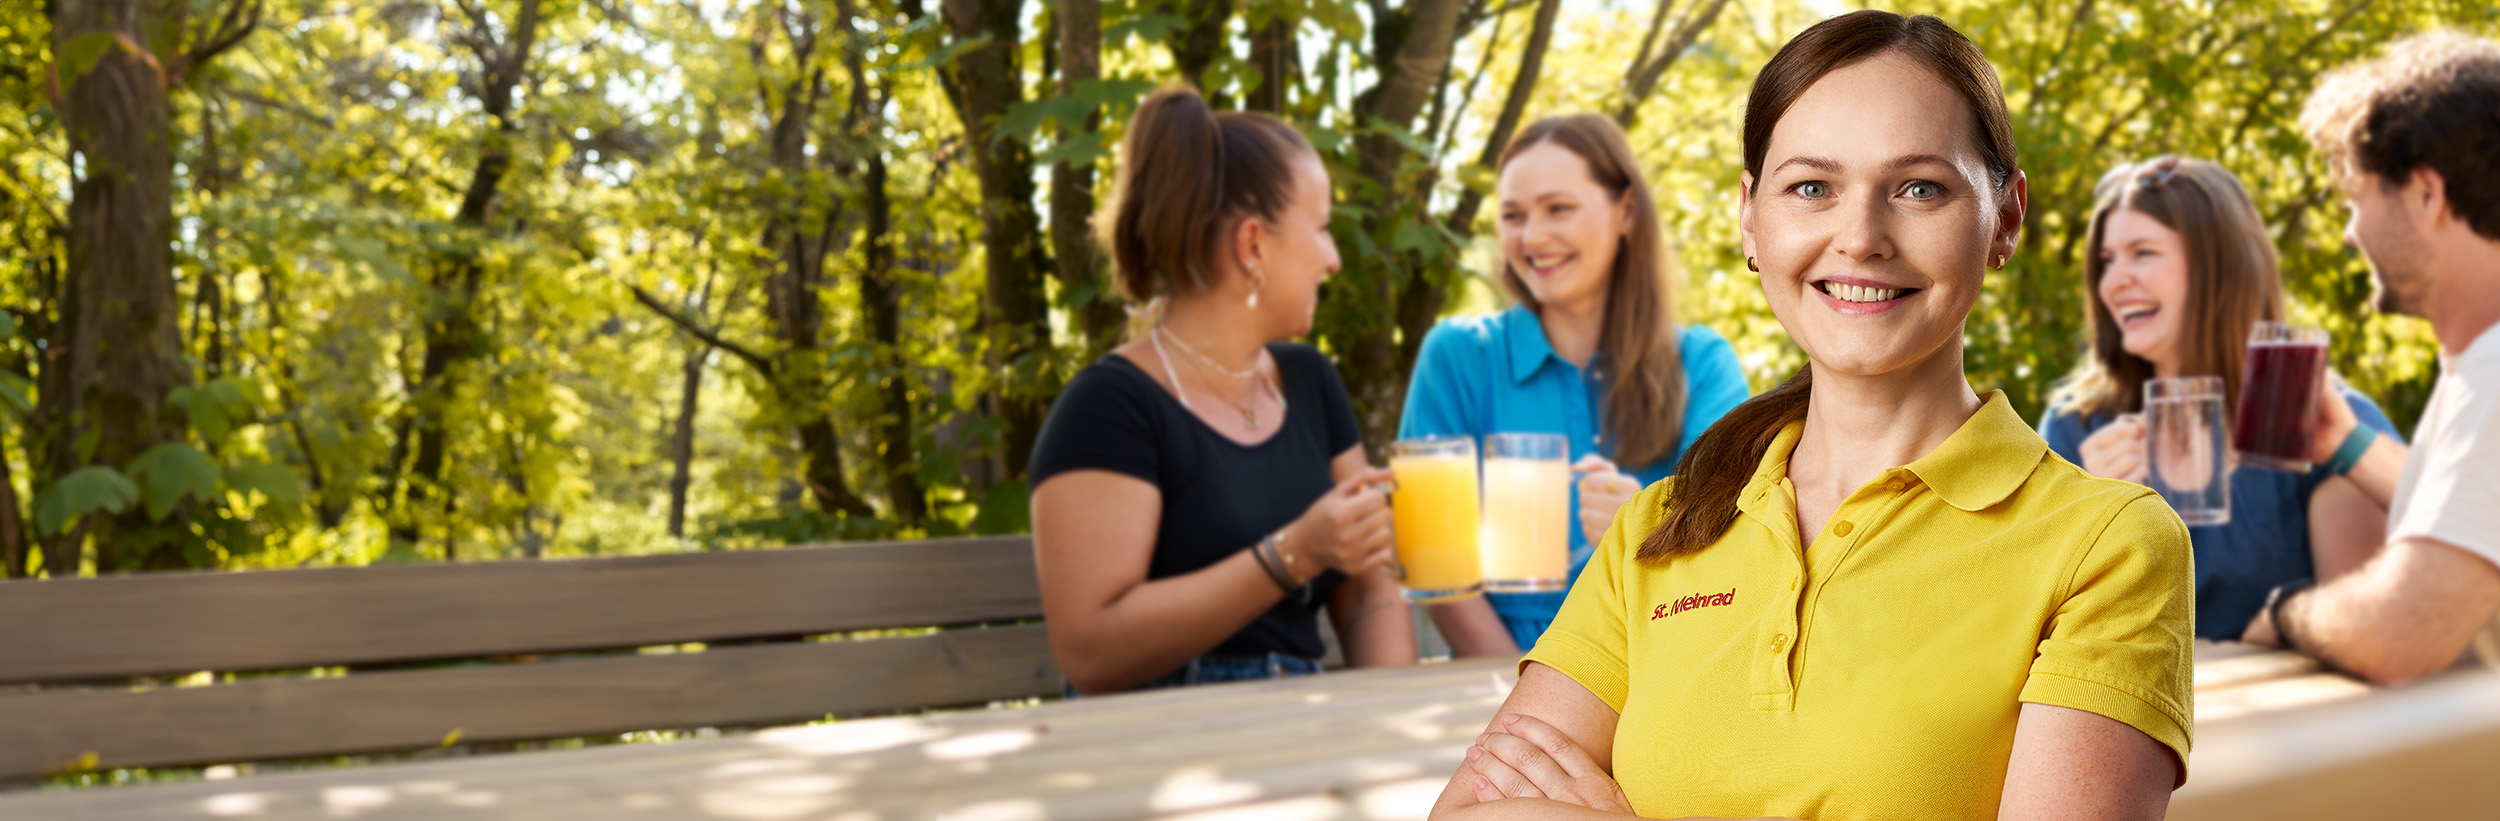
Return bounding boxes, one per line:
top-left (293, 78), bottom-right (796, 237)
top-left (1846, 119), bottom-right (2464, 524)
top-left (1150, 325), bottom-right (1288, 430)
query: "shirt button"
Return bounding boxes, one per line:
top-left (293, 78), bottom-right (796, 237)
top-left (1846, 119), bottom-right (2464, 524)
top-left (1771, 633), bottom-right (1789, 652)
top-left (1886, 480), bottom-right (1906, 493)
top-left (1833, 520), bottom-right (1854, 537)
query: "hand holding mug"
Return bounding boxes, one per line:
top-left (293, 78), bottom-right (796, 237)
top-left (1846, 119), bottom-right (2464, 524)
top-left (2078, 413), bottom-right (2148, 485)
top-left (1284, 467), bottom-right (1398, 578)
top-left (1572, 454), bottom-right (1638, 546)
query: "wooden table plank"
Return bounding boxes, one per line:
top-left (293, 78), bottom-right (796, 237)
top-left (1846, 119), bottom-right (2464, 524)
top-left (7, 651), bottom-right (2479, 820)
top-left (0, 659), bottom-right (1521, 820)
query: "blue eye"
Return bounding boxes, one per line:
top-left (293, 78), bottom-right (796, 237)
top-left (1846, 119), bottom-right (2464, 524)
top-left (1791, 181), bottom-right (1829, 199)
top-left (1904, 181), bottom-right (1943, 199)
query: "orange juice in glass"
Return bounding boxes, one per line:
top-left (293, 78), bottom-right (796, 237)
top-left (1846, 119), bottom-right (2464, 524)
top-left (1482, 433), bottom-right (1570, 591)
top-left (1389, 437), bottom-right (1484, 602)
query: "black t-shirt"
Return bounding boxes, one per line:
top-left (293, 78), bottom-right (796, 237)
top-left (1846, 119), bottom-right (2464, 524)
top-left (1029, 342), bottom-right (1364, 661)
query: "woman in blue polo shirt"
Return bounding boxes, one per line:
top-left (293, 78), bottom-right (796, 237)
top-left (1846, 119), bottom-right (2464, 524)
top-left (1401, 115), bottom-right (1750, 656)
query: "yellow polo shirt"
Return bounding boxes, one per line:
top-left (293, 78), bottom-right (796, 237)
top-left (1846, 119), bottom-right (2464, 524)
top-left (1525, 391), bottom-right (2193, 820)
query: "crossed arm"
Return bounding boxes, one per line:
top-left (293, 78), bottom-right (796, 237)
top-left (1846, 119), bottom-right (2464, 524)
top-left (1428, 663), bottom-right (2175, 821)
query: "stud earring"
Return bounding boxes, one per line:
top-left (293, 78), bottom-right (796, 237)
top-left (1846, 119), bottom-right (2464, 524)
top-left (1745, 257), bottom-right (1759, 273)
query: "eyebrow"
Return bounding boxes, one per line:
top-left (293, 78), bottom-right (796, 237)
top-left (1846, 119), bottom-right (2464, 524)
top-left (1499, 191), bottom-right (1582, 208)
top-left (1769, 153), bottom-right (1959, 176)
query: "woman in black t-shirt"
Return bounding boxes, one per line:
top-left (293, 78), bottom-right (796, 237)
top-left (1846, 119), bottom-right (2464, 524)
top-left (1029, 87), bottom-right (1417, 695)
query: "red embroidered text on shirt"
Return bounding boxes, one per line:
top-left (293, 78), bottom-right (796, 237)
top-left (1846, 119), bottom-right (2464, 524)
top-left (1650, 588), bottom-right (1736, 621)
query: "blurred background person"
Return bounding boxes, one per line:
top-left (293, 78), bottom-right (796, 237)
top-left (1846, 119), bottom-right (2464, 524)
top-left (2246, 31), bottom-right (2500, 685)
top-left (1400, 114), bottom-right (1750, 657)
top-left (1029, 87), bottom-right (1415, 695)
top-left (2041, 155), bottom-right (2407, 639)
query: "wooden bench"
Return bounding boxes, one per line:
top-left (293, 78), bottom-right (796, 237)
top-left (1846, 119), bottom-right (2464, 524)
top-left (0, 535), bottom-right (1056, 782)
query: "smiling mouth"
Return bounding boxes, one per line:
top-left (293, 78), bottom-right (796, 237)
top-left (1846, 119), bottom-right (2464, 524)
top-left (2115, 305), bottom-right (2159, 324)
top-left (1816, 281), bottom-right (1920, 304)
top-left (1526, 255), bottom-right (1573, 276)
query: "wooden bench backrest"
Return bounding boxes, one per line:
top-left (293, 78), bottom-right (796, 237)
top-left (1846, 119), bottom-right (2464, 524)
top-left (0, 536), bottom-right (1055, 780)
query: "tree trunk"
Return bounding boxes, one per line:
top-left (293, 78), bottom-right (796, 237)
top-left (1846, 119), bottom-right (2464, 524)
top-left (1616, 0), bottom-right (1732, 128)
top-left (667, 345), bottom-right (705, 538)
top-left (943, 0), bottom-right (1053, 482)
top-left (393, 0), bottom-right (543, 552)
top-left (0, 429), bottom-right (23, 578)
top-left (1171, 0), bottom-right (1236, 97)
top-left (1442, 0), bottom-right (1561, 239)
top-left (1245, 14), bottom-right (1295, 114)
top-left (1335, 0), bottom-right (1467, 457)
top-left (46, 0), bottom-right (194, 572)
top-left (859, 124), bottom-right (927, 527)
top-left (1053, 0), bottom-right (1121, 361)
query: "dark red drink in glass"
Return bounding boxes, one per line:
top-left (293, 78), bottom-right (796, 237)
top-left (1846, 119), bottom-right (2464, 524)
top-left (2231, 323), bottom-right (2328, 472)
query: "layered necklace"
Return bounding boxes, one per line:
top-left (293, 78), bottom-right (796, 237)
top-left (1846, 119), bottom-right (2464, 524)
top-left (1150, 324), bottom-right (1287, 430)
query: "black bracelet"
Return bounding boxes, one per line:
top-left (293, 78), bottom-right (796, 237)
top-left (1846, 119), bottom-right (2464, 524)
top-left (2263, 579), bottom-right (2315, 653)
top-left (1251, 536), bottom-right (1298, 594)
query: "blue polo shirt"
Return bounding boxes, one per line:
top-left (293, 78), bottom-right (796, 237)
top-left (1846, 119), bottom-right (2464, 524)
top-left (1398, 306), bottom-right (1752, 647)
top-left (2038, 384), bottom-right (2404, 638)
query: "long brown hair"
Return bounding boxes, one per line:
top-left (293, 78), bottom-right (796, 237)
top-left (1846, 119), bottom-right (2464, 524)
top-left (1636, 10), bottom-right (2018, 564)
top-left (1496, 115), bottom-right (1686, 469)
top-left (1098, 86), bottom-right (1312, 304)
top-left (2050, 157), bottom-right (2284, 420)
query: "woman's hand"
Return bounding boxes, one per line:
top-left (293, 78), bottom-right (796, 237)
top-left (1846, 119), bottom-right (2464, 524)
top-left (1464, 713), bottom-right (1635, 814)
top-left (2077, 414), bottom-right (2148, 485)
top-left (1283, 466), bottom-right (1398, 578)
top-left (1574, 455), bottom-right (1639, 546)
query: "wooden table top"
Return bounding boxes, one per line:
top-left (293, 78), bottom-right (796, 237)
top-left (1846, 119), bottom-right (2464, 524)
top-left (5, 644), bottom-right (2495, 820)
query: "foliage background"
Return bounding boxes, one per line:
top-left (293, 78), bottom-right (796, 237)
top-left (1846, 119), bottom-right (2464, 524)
top-left (2, 0), bottom-right (2493, 573)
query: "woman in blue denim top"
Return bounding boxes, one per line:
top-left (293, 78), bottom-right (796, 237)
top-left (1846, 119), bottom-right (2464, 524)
top-left (1399, 115), bottom-right (1751, 655)
top-left (2040, 155), bottom-right (2411, 638)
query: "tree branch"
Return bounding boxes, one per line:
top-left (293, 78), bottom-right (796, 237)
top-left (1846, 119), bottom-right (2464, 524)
top-left (629, 285), bottom-right (774, 374)
top-left (174, 0), bottom-right (265, 84)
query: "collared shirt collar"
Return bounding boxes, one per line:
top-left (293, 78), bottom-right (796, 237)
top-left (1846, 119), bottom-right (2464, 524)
top-left (1741, 390), bottom-right (2044, 513)
top-left (1503, 305), bottom-right (1563, 384)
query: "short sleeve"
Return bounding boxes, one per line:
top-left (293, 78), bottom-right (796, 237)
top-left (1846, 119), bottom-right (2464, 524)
top-left (2341, 386), bottom-right (2405, 442)
top-left (1028, 363), bottom-right (1163, 488)
top-left (1521, 479), bottom-right (1661, 713)
top-left (2386, 380), bottom-right (2500, 569)
top-left (2020, 493), bottom-right (2196, 781)
top-left (1398, 320), bottom-right (1487, 441)
top-left (1676, 325), bottom-right (1751, 457)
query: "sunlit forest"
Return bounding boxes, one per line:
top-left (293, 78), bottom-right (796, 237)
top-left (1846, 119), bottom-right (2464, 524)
top-left (6, 0), bottom-right (2494, 574)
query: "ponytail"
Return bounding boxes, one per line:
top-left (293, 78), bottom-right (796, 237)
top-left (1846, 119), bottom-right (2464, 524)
top-left (1636, 367), bottom-right (1811, 563)
top-left (1099, 86), bottom-right (1311, 306)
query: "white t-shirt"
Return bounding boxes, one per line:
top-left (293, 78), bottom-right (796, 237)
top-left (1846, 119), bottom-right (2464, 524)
top-left (2384, 324), bottom-right (2500, 665)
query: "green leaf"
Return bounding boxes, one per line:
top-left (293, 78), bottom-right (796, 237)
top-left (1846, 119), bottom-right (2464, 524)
top-left (34, 466), bottom-right (137, 535)
top-left (902, 33), bottom-right (990, 70)
top-left (970, 478), bottom-right (1029, 535)
top-left (56, 31), bottom-right (114, 94)
top-left (1105, 14), bottom-right (1185, 45)
top-left (225, 462), bottom-right (306, 504)
top-left (0, 369), bottom-right (30, 417)
top-left (125, 443), bottom-right (220, 521)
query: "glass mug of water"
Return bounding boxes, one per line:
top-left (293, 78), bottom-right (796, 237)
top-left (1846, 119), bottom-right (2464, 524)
top-left (1481, 433), bottom-right (1571, 592)
top-left (2144, 376), bottom-right (2230, 526)
top-left (1388, 437), bottom-right (1485, 602)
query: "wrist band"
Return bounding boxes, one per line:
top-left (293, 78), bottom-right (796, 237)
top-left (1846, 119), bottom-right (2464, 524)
top-left (2324, 425), bottom-right (2376, 477)
top-left (2262, 579), bottom-right (2314, 653)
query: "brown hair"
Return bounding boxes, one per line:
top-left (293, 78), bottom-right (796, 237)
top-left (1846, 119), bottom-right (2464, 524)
top-left (2302, 30), bottom-right (2500, 241)
top-left (1099, 86), bottom-right (1315, 304)
top-left (2050, 157), bottom-right (2285, 421)
top-left (1636, 10), bottom-right (2018, 564)
top-left (1496, 115), bottom-right (1687, 469)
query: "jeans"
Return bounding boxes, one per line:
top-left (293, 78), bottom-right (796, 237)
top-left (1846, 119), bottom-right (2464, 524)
top-left (1064, 651), bottom-right (1324, 698)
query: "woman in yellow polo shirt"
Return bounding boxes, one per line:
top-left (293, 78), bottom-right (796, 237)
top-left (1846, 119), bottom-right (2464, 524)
top-left (1430, 11), bottom-right (2194, 821)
